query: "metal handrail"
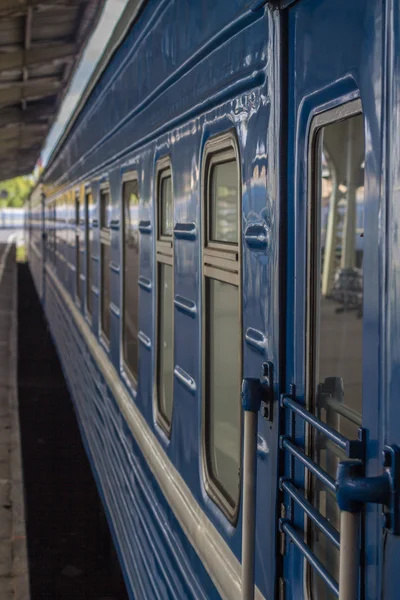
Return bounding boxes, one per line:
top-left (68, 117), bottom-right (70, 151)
top-left (280, 436), bottom-right (336, 493)
top-left (320, 394), bottom-right (362, 427)
top-left (280, 479), bottom-right (340, 549)
top-left (280, 520), bottom-right (339, 597)
top-left (281, 394), bottom-right (363, 458)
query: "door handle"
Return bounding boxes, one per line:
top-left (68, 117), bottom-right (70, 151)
top-left (336, 445), bottom-right (400, 600)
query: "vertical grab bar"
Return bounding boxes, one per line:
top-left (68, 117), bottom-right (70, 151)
top-left (241, 405), bottom-right (258, 600)
top-left (336, 450), bottom-right (400, 600)
top-left (338, 511), bottom-right (360, 600)
top-left (241, 376), bottom-right (272, 600)
top-left (336, 461), bottom-right (364, 600)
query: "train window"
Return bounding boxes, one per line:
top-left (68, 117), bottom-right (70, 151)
top-left (155, 158), bottom-right (174, 434)
top-left (122, 176), bottom-right (140, 383)
top-left (53, 200), bottom-right (56, 262)
top-left (75, 192), bottom-right (81, 302)
top-left (159, 171), bottom-right (173, 237)
top-left (209, 158), bottom-right (238, 243)
top-left (100, 186), bottom-right (111, 229)
top-left (100, 185), bottom-right (111, 342)
top-left (85, 190), bottom-right (94, 318)
top-left (308, 110), bottom-right (364, 599)
top-left (157, 262), bottom-right (174, 421)
top-left (201, 132), bottom-right (241, 521)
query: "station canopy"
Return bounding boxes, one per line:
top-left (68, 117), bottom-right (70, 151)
top-left (0, 0), bottom-right (105, 182)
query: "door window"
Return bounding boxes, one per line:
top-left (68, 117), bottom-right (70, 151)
top-left (308, 111), bottom-right (365, 598)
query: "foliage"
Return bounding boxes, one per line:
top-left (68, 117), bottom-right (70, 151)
top-left (16, 244), bottom-right (27, 263)
top-left (0, 176), bottom-right (34, 208)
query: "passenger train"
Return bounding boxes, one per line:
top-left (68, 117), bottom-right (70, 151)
top-left (26, 0), bottom-right (400, 598)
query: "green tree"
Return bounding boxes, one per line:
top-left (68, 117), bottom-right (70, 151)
top-left (0, 176), bottom-right (34, 208)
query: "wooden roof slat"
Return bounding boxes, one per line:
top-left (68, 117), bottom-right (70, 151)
top-left (0, 0), bottom-right (105, 181)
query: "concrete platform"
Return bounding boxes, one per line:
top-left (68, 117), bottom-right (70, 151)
top-left (0, 243), bottom-right (30, 600)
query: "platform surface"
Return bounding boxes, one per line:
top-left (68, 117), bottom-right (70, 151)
top-left (0, 243), bottom-right (30, 600)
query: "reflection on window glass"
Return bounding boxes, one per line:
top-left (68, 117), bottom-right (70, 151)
top-left (206, 277), bottom-right (240, 508)
top-left (311, 113), bottom-right (364, 599)
top-left (123, 179), bottom-right (139, 381)
top-left (101, 243), bottom-right (111, 340)
top-left (157, 263), bottom-right (174, 424)
top-left (210, 160), bottom-right (238, 243)
top-left (86, 192), bottom-right (94, 316)
top-left (76, 196), bottom-right (80, 301)
top-left (100, 189), bottom-right (111, 228)
top-left (160, 174), bottom-right (173, 237)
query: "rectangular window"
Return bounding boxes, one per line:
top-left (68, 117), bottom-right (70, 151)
top-left (155, 160), bottom-right (174, 433)
top-left (100, 186), bottom-right (111, 342)
top-left (85, 190), bottom-right (94, 318)
top-left (100, 187), bottom-right (111, 229)
top-left (202, 133), bottom-right (241, 521)
top-left (159, 172), bottom-right (173, 237)
top-left (209, 159), bottom-right (239, 243)
top-left (157, 262), bottom-right (174, 421)
top-left (75, 192), bottom-right (81, 302)
top-left (53, 201), bottom-right (56, 263)
top-left (122, 177), bottom-right (140, 383)
top-left (308, 110), bottom-right (364, 599)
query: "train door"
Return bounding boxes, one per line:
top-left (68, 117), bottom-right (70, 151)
top-left (280, 1), bottom-right (389, 599)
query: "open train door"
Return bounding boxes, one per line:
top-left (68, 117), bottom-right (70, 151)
top-left (278, 0), bottom-right (394, 599)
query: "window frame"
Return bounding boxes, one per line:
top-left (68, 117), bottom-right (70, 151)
top-left (75, 189), bottom-right (81, 303)
top-left (157, 162), bottom-right (174, 243)
top-left (121, 171), bottom-right (140, 388)
top-left (305, 99), bottom-right (364, 599)
top-left (99, 182), bottom-right (112, 346)
top-left (306, 99), bottom-right (363, 419)
top-left (205, 147), bottom-right (240, 251)
top-left (200, 130), bottom-right (242, 523)
top-left (154, 156), bottom-right (174, 436)
top-left (85, 186), bottom-right (94, 322)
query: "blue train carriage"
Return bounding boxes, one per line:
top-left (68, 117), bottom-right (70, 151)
top-left (26, 0), bottom-right (400, 599)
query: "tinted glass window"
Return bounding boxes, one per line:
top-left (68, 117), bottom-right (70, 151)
top-left (76, 195), bottom-right (80, 302)
top-left (100, 189), bottom-right (111, 228)
top-left (157, 263), bottom-right (174, 424)
top-left (210, 160), bottom-right (238, 243)
top-left (123, 179), bottom-right (140, 381)
top-left (160, 174), bottom-right (173, 237)
top-left (311, 113), bottom-right (364, 599)
top-left (86, 191), bottom-right (94, 316)
top-left (206, 277), bottom-right (241, 507)
top-left (101, 243), bottom-right (111, 340)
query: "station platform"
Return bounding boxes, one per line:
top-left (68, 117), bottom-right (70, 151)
top-left (0, 243), bottom-right (30, 600)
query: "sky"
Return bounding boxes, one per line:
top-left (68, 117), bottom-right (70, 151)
top-left (41, 0), bottom-right (129, 166)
